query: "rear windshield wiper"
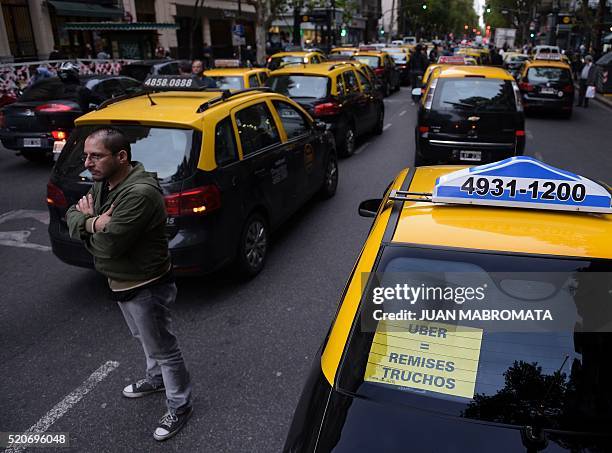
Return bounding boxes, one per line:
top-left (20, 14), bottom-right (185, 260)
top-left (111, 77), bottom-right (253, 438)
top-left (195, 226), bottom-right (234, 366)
top-left (443, 101), bottom-right (475, 108)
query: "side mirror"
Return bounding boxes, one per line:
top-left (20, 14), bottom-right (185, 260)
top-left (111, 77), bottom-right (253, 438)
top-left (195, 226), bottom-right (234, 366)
top-left (358, 198), bottom-right (382, 218)
top-left (411, 87), bottom-right (422, 97)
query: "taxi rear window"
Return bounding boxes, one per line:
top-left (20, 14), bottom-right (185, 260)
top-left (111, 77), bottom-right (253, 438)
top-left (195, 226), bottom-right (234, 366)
top-left (354, 55), bottom-right (381, 68)
top-left (54, 125), bottom-right (200, 183)
top-left (266, 75), bottom-right (329, 100)
top-left (210, 76), bottom-right (244, 90)
top-left (527, 67), bottom-right (571, 84)
top-left (433, 78), bottom-right (516, 112)
top-left (268, 56), bottom-right (304, 70)
top-left (337, 245), bottom-right (612, 433)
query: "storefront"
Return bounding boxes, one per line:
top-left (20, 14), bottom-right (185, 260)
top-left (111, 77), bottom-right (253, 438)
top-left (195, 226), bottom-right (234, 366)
top-left (1, 0), bottom-right (37, 60)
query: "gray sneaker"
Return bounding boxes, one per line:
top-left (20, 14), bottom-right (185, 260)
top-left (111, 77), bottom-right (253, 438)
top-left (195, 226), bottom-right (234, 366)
top-left (122, 379), bottom-right (165, 398)
top-left (153, 407), bottom-right (193, 441)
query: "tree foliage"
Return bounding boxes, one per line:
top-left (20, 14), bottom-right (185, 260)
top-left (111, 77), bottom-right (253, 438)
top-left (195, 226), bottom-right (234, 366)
top-left (398, 0), bottom-right (479, 38)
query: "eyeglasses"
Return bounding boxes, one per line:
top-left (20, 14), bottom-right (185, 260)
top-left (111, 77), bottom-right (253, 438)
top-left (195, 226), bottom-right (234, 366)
top-left (82, 153), bottom-right (112, 163)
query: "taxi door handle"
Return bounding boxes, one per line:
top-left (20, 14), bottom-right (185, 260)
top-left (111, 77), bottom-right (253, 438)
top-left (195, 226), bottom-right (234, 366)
top-left (231, 176), bottom-right (238, 186)
top-left (254, 168), bottom-right (266, 178)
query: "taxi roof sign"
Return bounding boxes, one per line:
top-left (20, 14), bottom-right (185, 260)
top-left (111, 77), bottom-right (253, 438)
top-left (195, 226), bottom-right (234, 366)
top-left (534, 53), bottom-right (562, 61)
top-left (431, 157), bottom-right (612, 213)
top-left (143, 75), bottom-right (211, 91)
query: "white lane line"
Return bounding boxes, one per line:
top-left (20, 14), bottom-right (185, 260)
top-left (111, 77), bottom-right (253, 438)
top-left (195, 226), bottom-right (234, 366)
top-left (399, 110), bottom-right (407, 116)
top-left (4, 361), bottom-right (119, 453)
top-left (526, 129), bottom-right (534, 139)
top-left (354, 142), bottom-right (370, 155)
top-left (383, 123), bottom-right (392, 131)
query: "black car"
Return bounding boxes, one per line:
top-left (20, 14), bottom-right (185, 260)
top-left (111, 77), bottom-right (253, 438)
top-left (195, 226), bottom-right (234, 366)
top-left (352, 51), bottom-right (401, 97)
top-left (0, 75), bottom-right (141, 161)
top-left (266, 63), bottom-right (384, 157)
top-left (413, 66), bottom-right (525, 166)
top-left (119, 59), bottom-right (189, 81)
top-left (384, 50), bottom-right (410, 85)
top-left (518, 62), bottom-right (574, 118)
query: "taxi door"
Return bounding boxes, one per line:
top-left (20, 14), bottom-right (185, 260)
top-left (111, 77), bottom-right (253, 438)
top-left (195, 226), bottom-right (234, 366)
top-left (233, 101), bottom-right (295, 227)
top-left (342, 69), bottom-right (370, 135)
top-left (272, 100), bottom-right (322, 206)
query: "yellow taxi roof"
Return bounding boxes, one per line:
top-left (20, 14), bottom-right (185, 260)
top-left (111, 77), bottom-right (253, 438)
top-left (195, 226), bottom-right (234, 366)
top-left (330, 47), bottom-right (357, 52)
top-left (394, 166), bottom-right (612, 259)
top-left (74, 90), bottom-right (275, 129)
top-left (204, 68), bottom-right (265, 76)
top-left (524, 60), bottom-right (571, 70)
top-left (437, 65), bottom-right (514, 80)
top-left (353, 51), bottom-right (387, 57)
top-left (271, 51), bottom-right (320, 58)
top-left (270, 62), bottom-right (347, 76)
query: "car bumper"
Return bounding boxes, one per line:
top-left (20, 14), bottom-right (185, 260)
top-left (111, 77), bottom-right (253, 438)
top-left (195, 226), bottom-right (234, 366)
top-left (522, 95), bottom-right (573, 110)
top-left (418, 137), bottom-right (524, 164)
top-left (0, 131), bottom-right (54, 151)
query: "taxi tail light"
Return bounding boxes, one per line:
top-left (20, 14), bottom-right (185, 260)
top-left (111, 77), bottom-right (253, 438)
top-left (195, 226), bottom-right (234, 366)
top-left (35, 103), bottom-right (74, 113)
top-left (418, 126), bottom-right (429, 134)
top-left (562, 84), bottom-right (574, 93)
top-left (374, 67), bottom-right (385, 76)
top-left (46, 182), bottom-right (68, 208)
top-left (51, 130), bottom-right (67, 140)
top-left (164, 185), bottom-right (221, 217)
top-left (518, 82), bottom-right (534, 92)
top-left (0, 110), bottom-right (4, 128)
top-left (313, 101), bottom-right (341, 117)
top-left (515, 130), bottom-right (526, 137)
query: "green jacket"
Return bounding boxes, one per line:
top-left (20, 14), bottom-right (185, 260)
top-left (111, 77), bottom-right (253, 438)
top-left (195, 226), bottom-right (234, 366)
top-left (66, 162), bottom-right (171, 282)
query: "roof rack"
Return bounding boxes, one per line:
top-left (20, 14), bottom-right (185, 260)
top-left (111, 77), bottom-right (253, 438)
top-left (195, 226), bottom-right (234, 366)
top-left (195, 87), bottom-right (272, 113)
top-left (388, 190), bottom-right (433, 203)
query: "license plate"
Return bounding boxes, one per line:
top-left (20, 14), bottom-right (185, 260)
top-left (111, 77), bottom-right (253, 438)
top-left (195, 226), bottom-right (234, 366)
top-left (541, 87), bottom-right (556, 95)
top-left (460, 150), bottom-right (482, 161)
top-left (23, 138), bottom-right (41, 147)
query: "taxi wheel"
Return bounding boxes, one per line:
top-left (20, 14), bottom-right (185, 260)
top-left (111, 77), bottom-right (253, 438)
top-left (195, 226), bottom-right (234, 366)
top-left (236, 213), bottom-right (268, 278)
top-left (384, 82), bottom-right (391, 97)
top-left (319, 153), bottom-right (338, 199)
top-left (340, 124), bottom-right (356, 157)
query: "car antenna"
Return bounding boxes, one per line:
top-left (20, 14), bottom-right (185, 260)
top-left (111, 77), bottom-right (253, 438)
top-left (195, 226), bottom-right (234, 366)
top-left (146, 92), bottom-right (157, 106)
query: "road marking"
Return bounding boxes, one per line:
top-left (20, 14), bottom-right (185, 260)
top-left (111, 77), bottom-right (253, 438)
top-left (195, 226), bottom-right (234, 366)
top-left (4, 361), bottom-right (120, 453)
top-left (0, 209), bottom-right (51, 252)
top-left (354, 142), bottom-right (370, 155)
top-left (399, 110), bottom-right (407, 116)
top-left (526, 129), bottom-right (534, 139)
top-left (383, 123), bottom-right (392, 131)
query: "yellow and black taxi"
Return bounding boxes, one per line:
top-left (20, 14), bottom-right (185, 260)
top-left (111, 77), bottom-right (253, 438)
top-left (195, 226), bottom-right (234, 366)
top-left (285, 156), bottom-right (612, 452)
top-left (266, 51), bottom-right (326, 70)
top-left (203, 67), bottom-right (270, 90)
top-left (353, 49), bottom-right (401, 96)
top-left (47, 75), bottom-right (338, 277)
top-left (329, 47), bottom-right (358, 57)
top-left (412, 66), bottom-right (525, 166)
top-left (382, 47), bottom-right (410, 85)
top-left (517, 54), bottom-right (574, 118)
top-left (266, 62), bottom-right (384, 157)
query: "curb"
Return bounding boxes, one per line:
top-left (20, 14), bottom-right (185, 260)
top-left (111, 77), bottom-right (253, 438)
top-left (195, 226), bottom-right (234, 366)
top-left (595, 93), bottom-right (612, 109)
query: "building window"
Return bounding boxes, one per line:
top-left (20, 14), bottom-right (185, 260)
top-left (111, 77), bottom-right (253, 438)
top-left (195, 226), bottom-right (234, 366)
top-left (1, 0), bottom-right (37, 59)
top-left (135, 0), bottom-right (156, 23)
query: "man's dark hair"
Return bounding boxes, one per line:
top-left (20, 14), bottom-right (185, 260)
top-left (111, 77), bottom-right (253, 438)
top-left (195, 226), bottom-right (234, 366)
top-left (88, 127), bottom-right (132, 162)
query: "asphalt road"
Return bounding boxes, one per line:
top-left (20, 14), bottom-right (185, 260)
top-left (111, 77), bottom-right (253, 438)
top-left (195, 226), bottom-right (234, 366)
top-left (0, 88), bottom-right (610, 453)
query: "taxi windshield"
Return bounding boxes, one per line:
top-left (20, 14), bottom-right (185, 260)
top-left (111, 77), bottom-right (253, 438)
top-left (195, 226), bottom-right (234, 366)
top-left (268, 56), bottom-right (305, 70)
top-left (527, 67), bottom-right (571, 84)
top-left (209, 76), bottom-right (244, 90)
top-left (54, 125), bottom-right (199, 182)
top-left (266, 75), bottom-right (329, 99)
top-left (338, 245), bottom-right (612, 434)
top-left (354, 55), bottom-right (381, 68)
top-left (433, 78), bottom-right (516, 112)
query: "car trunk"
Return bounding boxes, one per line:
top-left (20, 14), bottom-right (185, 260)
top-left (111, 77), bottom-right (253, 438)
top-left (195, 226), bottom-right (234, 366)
top-left (3, 101), bottom-right (81, 132)
top-left (428, 108), bottom-right (517, 144)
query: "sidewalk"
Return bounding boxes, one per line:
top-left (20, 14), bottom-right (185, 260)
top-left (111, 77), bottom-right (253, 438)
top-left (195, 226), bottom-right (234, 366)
top-left (595, 92), bottom-right (612, 109)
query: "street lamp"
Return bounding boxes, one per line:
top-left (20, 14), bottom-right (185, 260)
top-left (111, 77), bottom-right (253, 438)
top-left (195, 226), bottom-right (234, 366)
top-left (422, 4), bottom-right (427, 10)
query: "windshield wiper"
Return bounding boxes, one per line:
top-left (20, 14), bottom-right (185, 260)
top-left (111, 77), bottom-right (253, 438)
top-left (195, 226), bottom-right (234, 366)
top-left (443, 101), bottom-right (475, 108)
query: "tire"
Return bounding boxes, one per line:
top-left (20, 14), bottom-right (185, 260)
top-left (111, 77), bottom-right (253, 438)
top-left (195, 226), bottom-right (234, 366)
top-left (340, 123), bottom-right (356, 157)
top-left (235, 213), bottom-right (268, 278)
top-left (318, 153), bottom-right (338, 199)
top-left (373, 106), bottom-right (384, 135)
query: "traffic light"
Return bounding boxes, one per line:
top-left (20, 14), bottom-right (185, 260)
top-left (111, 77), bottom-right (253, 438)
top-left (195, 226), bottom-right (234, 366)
top-left (485, 5), bottom-right (491, 13)
top-left (422, 4), bottom-right (427, 10)
top-left (530, 32), bottom-right (535, 38)
top-left (464, 24), bottom-right (469, 30)
top-left (341, 28), bottom-right (348, 38)
top-left (380, 29), bottom-right (385, 36)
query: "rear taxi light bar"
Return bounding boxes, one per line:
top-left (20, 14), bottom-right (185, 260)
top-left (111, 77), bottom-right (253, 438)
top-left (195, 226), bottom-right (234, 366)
top-left (36, 103), bottom-right (74, 113)
top-left (46, 182), bottom-right (68, 208)
top-left (164, 185), bottom-right (221, 217)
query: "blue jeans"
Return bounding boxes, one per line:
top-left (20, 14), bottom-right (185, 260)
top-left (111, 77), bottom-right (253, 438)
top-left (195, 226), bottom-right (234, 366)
top-left (117, 282), bottom-right (192, 414)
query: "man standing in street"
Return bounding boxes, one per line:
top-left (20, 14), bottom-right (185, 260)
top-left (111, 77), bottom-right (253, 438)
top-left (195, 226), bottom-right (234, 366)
top-left (577, 55), bottom-right (597, 108)
top-left (409, 44), bottom-right (429, 88)
top-left (66, 127), bottom-right (193, 441)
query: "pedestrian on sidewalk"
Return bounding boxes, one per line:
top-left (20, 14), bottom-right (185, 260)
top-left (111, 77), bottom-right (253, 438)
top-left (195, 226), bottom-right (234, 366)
top-left (66, 127), bottom-right (193, 442)
top-left (577, 55), bottom-right (597, 108)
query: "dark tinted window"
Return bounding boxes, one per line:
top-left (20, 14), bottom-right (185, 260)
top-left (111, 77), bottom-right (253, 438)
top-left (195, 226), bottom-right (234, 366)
top-left (158, 63), bottom-right (178, 75)
top-left (527, 67), bottom-right (572, 84)
top-left (95, 79), bottom-right (124, 98)
top-left (119, 78), bottom-right (142, 93)
top-left (215, 118), bottom-right (238, 165)
top-left (268, 56), bottom-right (304, 70)
top-left (266, 75), bottom-right (329, 99)
top-left (336, 74), bottom-right (346, 95)
top-left (343, 70), bottom-right (360, 93)
top-left (19, 78), bottom-right (80, 101)
top-left (248, 74), bottom-right (260, 87)
top-left (54, 125), bottom-right (198, 183)
top-left (235, 102), bottom-right (280, 156)
top-left (273, 101), bottom-right (310, 138)
top-left (119, 64), bottom-right (153, 81)
top-left (433, 78), bottom-right (516, 111)
top-left (356, 70), bottom-right (371, 91)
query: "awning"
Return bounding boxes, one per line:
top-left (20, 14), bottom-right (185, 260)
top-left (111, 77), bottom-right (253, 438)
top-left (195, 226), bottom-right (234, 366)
top-left (48, 1), bottom-right (124, 18)
top-left (63, 22), bottom-right (179, 31)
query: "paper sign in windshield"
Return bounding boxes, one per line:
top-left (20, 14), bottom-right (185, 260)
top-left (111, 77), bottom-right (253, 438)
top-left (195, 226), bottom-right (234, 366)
top-left (364, 320), bottom-right (483, 399)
